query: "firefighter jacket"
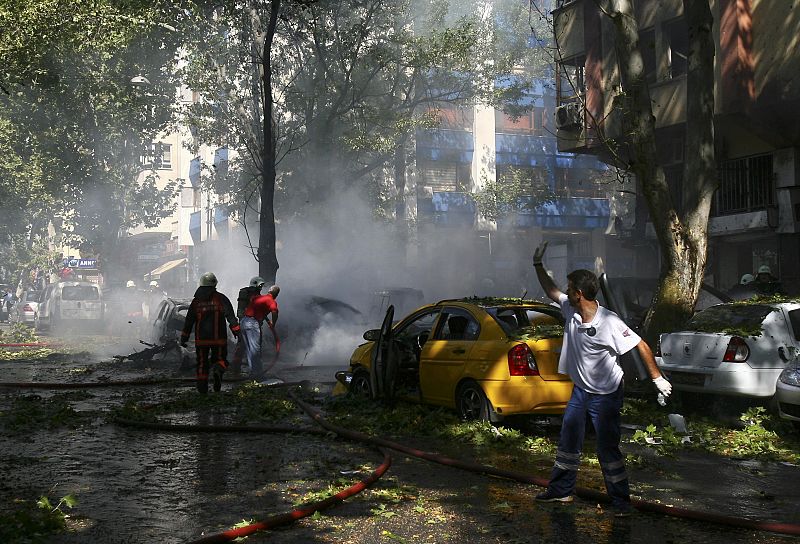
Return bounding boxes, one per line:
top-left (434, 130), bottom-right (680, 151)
top-left (181, 286), bottom-right (240, 346)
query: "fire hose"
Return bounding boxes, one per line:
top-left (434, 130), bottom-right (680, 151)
top-left (2, 376), bottom-right (800, 537)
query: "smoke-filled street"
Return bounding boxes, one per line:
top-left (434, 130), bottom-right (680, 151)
top-left (0, 322), bottom-right (798, 543)
top-left (3, 0), bottom-right (800, 542)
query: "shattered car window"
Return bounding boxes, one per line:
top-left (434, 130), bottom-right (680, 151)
top-left (62, 286), bottom-right (100, 300)
top-left (488, 306), bottom-right (562, 335)
top-left (686, 304), bottom-right (776, 336)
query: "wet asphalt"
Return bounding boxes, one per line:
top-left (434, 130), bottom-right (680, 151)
top-left (0, 323), bottom-right (799, 543)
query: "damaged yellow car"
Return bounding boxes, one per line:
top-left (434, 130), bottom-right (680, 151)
top-left (333, 298), bottom-right (573, 422)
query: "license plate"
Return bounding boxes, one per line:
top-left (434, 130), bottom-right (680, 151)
top-left (667, 371), bottom-right (706, 386)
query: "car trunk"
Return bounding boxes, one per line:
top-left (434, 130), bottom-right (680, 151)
top-left (528, 338), bottom-right (570, 380)
top-left (660, 332), bottom-right (729, 369)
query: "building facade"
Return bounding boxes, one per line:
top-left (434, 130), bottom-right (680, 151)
top-left (552, 0), bottom-right (800, 293)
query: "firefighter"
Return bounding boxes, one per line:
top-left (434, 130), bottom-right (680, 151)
top-left (180, 272), bottom-right (240, 394)
top-left (229, 276), bottom-right (265, 375)
top-left (240, 283), bottom-right (279, 382)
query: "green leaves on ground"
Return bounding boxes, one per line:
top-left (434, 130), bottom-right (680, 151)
top-left (0, 493), bottom-right (75, 543)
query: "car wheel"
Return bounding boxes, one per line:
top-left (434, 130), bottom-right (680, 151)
top-left (456, 380), bottom-right (490, 421)
top-left (349, 370), bottom-right (372, 397)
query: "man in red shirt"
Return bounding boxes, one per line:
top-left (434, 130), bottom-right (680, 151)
top-left (240, 283), bottom-right (279, 381)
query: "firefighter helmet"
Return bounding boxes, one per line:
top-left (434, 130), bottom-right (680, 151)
top-left (249, 276), bottom-right (266, 288)
top-left (199, 272), bottom-right (218, 287)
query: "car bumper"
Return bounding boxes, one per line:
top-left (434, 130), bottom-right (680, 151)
top-left (482, 378), bottom-right (573, 416)
top-left (776, 379), bottom-right (800, 422)
top-left (658, 360), bottom-right (781, 398)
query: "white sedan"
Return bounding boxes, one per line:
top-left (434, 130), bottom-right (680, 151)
top-left (657, 302), bottom-right (800, 399)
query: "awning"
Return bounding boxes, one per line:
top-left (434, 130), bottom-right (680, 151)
top-left (146, 258), bottom-right (188, 281)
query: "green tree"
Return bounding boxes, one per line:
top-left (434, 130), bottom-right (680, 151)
top-left (0, 0), bottom-right (187, 283)
top-left (181, 0), bottom-right (545, 282)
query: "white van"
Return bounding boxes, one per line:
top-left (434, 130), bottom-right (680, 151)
top-left (36, 281), bottom-right (104, 330)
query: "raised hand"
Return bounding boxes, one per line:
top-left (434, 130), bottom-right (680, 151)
top-left (533, 241), bottom-right (549, 266)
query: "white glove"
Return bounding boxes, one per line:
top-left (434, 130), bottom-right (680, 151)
top-left (653, 376), bottom-right (672, 398)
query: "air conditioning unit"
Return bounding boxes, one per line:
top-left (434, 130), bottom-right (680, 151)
top-left (555, 102), bottom-right (583, 129)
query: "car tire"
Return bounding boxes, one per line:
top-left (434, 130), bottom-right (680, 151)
top-left (456, 380), bottom-right (491, 422)
top-left (349, 370), bottom-right (372, 397)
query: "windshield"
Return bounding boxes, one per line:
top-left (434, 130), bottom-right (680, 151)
top-left (62, 285), bottom-right (100, 301)
top-left (686, 304), bottom-right (776, 336)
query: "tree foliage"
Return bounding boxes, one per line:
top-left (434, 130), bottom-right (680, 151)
top-left (0, 0), bottom-right (187, 282)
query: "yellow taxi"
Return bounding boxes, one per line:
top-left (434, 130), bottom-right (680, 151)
top-left (333, 298), bottom-right (573, 421)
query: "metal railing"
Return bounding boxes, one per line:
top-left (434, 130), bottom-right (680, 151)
top-left (712, 153), bottom-right (774, 216)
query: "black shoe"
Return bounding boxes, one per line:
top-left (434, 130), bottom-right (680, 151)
top-left (535, 490), bottom-right (574, 503)
top-left (212, 366), bottom-right (222, 392)
top-left (610, 502), bottom-right (636, 517)
top-left (197, 380), bottom-right (208, 395)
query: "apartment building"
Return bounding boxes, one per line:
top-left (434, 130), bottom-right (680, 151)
top-left (412, 77), bottom-right (623, 293)
top-left (552, 0), bottom-right (800, 292)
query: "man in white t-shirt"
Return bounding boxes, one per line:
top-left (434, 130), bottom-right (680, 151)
top-left (531, 242), bottom-right (672, 517)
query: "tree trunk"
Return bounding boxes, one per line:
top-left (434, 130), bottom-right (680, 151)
top-left (607, 0), bottom-right (716, 343)
top-left (257, 0), bottom-right (281, 284)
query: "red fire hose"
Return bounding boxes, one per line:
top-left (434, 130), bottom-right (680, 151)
top-left (289, 391), bottom-right (800, 537)
top-left (113, 414), bottom-right (391, 544)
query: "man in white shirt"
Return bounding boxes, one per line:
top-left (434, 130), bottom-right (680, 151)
top-left (531, 242), bottom-right (672, 516)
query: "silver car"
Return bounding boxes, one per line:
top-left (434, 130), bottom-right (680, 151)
top-left (657, 302), bottom-right (800, 399)
top-left (10, 290), bottom-right (41, 324)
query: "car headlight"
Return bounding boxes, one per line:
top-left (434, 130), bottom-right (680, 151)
top-left (779, 365), bottom-right (800, 387)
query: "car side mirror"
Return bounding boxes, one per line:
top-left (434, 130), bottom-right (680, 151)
top-left (363, 329), bottom-right (381, 341)
top-left (418, 331), bottom-right (430, 346)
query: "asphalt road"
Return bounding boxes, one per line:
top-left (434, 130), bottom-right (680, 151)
top-left (1, 324), bottom-right (799, 543)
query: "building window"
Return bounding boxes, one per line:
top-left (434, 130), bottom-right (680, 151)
top-left (639, 27), bottom-right (657, 84)
top-left (180, 186), bottom-right (201, 208)
top-left (418, 160), bottom-right (472, 192)
top-left (557, 56), bottom-right (585, 104)
top-left (496, 107), bottom-right (547, 135)
top-left (713, 153), bottom-right (774, 216)
top-left (426, 104), bottom-right (474, 131)
top-left (664, 18), bottom-right (688, 79)
top-left (553, 168), bottom-right (606, 198)
top-left (141, 142), bottom-right (172, 170)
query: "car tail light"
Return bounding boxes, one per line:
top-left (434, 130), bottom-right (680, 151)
top-left (722, 336), bottom-right (749, 362)
top-left (508, 344), bottom-right (539, 376)
top-left (23, 304), bottom-right (33, 312)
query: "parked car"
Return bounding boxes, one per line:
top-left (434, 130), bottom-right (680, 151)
top-left (9, 290), bottom-right (41, 325)
top-left (36, 281), bottom-right (104, 331)
top-left (776, 360), bottom-right (800, 427)
top-left (333, 297), bottom-right (572, 422)
top-left (598, 273), bottom-right (731, 385)
top-left (656, 302), bottom-right (800, 400)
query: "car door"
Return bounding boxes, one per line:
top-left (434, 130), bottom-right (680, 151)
top-left (420, 306), bottom-right (480, 406)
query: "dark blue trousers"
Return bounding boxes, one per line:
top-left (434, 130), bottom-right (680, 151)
top-left (546, 382), bottom-right (630, 506)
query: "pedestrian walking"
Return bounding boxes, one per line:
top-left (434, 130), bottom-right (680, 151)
top-left (180, 272), bottom-right (240, 394)
top-left (240, 282), bottom-right (279, 382)
top-left (531, 242), bottom-right (672, 516)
